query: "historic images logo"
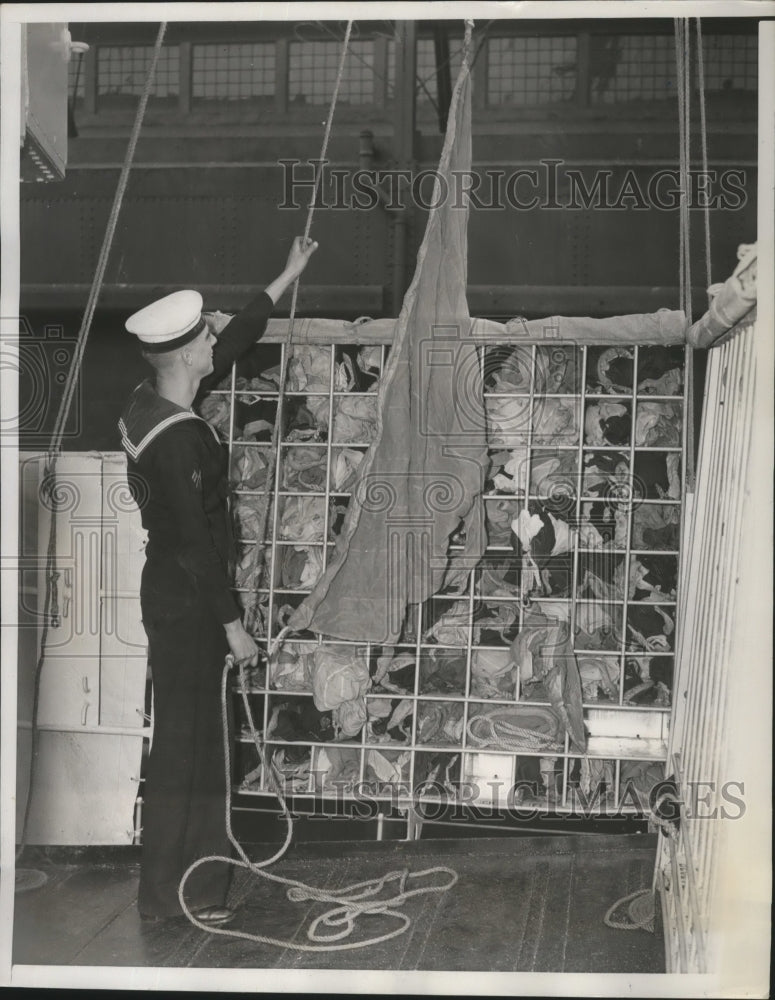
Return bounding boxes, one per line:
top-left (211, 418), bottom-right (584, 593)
top-left (1, 317), bottom-right (83, 445)
top-left (279, 158), bottom-right (748, 213)
top-left (282, 777), bottom-right (746, 823)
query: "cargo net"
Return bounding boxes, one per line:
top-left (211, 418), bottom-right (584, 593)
top-left (196, 337), bottom-right (686, 818)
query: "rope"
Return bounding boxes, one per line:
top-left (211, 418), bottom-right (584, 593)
top-left (683, 20), bottom-right (694, 324)
top-left (604, 888), bottom-right (656, 932)
top-left (267, 623), bottom-right (291, 659)
top-left (674, 18), bottom-right (692, 327)
top-left (695, 18), bottom-right (712, 291)
top-left (466, 711), bottom-right (563, 753)
top-left (15, 868), bottom-right (50, 893)
top-left (648, 791), bottom-right (681, 841)
top-left (675, 18), bottom-right (696, 486)
top-left (15, 25), bottom-right (167, 864)
top-left (50, 22), bottom-right (168, 458)
top-left (176, 656), bottom-right (458, 948)
top-left (603, 791), bottom-right (681, 932)
top-left (15, 467), bottom-right (58, 868)
top-left (250, 21), bottom-right (353, 642)
top-left (674, 21), bottom-right (685, 315)
top-left (178, 26), bottom-right (487, 944)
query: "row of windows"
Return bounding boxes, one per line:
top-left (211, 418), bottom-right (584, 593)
top-left (69, 33), bottom-right (758, 110)
top-left (290, 39), bottom-right (376, 105)
top-left (487, 36), bottom-right (578, 106)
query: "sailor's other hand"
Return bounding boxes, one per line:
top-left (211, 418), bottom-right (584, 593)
top-left (224, 619), bottom-right (259, 667)
top-left (284, 236), bottom-right (319, 281)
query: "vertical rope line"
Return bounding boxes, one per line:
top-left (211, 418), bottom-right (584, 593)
top-left (253, 23), bottom-right (353, 618)
top-left (17, 26), bottom-right (166, 858)
top-left (683, 21), bottom-right (692, 327)
top-left (288, 21), bottom-right (354, 335)
top-left (674, 21), bottom-right (686, 315)
top-left (682, 20), bottom-right (696, 484)
top-left (16, 467), bottom-right (58, 859)
top-left (695, 17), bottom-right (712, 290)
top-left (49, 22), bottom-right (168, 459)
top-left (674, 18), bottom-right (693, 325)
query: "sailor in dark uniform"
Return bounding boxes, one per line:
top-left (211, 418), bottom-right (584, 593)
top-left (119, 236), bottom-right (318, 925)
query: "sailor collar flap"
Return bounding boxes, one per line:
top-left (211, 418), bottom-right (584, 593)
top-left (119, 380), bottom-right (218, 460)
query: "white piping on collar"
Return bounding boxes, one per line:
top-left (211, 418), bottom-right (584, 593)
top-left (119, 411), bottom-right (199, 460)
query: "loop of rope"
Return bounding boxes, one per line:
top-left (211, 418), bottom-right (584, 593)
top-left (176, 656), bottom-right (458, 949)
top-left (267, 623), bottom-right (291, 659)
top-left (466, 712), bottom-right (563, 753)
top-left (603, 790), bottom-right (681, 932)
top-left (16, 25), bottom-right (167, 861)
top-left (604, 887), bottom-right (656, 932)
top-left (649, 792), bottom-right (682, 841)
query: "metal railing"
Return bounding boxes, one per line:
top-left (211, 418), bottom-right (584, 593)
top-left (655, 313), bottom-right (758, 973)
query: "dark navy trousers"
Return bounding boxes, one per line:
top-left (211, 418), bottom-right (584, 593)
top-left (139, 567), bottom-right (233, 917)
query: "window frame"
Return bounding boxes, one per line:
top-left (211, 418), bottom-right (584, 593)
top-left (67, 20), bottom-right (759, 130)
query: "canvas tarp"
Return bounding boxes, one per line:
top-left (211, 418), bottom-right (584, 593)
top-left (289, 30), bottom-right (488, 645)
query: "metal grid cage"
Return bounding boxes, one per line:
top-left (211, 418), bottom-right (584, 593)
top-left (198, 335), bottom-right (687, 817)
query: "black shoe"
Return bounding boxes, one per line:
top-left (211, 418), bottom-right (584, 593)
top-left (188, 905), bottom-right (237, 927)
top-left (140, 905), bottom-right (236, 927)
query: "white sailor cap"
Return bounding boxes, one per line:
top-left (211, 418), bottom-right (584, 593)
top-left (125, 289), bottom-right (205, 353)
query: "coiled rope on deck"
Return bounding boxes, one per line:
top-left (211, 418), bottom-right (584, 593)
top-left (176, 656), bottom-right (458, 948)
top-left (603, 791), bottom-right (681, 933)
top-left (604, 888), bottom-right (656, 933)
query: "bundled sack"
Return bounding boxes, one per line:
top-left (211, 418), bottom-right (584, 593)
top-left (310, 644), bottom-right (370, 712)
